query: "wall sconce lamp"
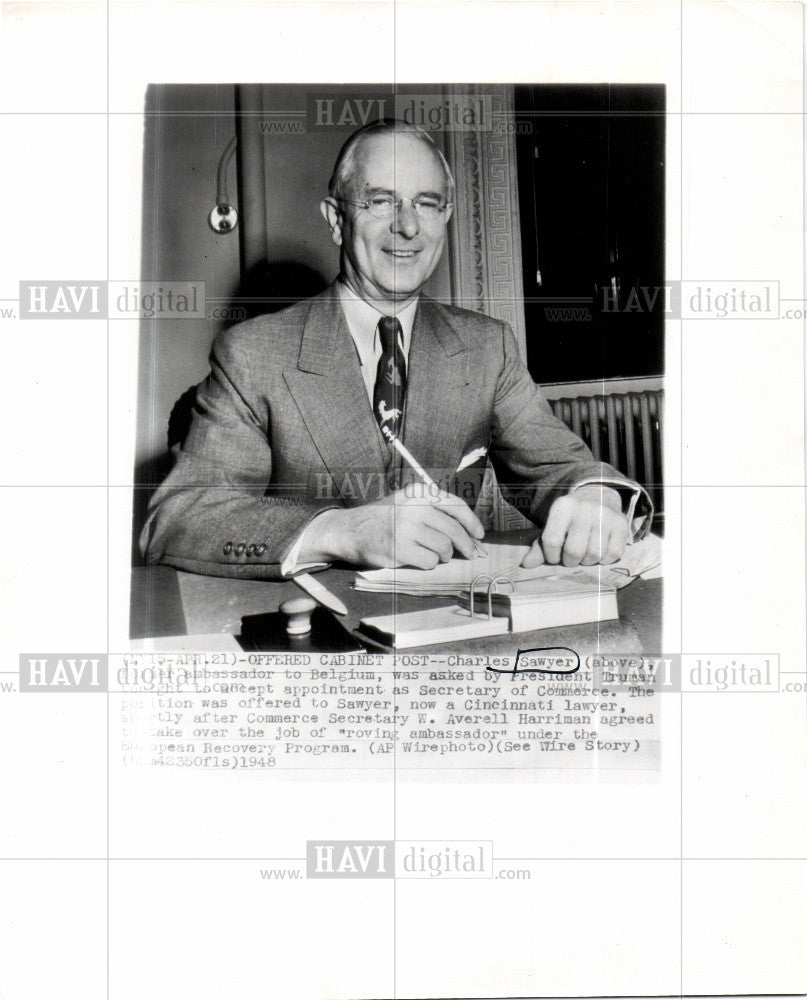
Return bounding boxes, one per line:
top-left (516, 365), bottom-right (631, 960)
top-left (208, 135), bottom-right (238, 233)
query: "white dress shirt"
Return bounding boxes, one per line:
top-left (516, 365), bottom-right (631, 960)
top-left (337, 280), bottom-right (418, 402)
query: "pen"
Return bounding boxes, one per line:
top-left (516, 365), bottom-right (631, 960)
top-left (381, 426), bottom-right (487, 559)
top-left (292, 572), bottom-right (348, 616)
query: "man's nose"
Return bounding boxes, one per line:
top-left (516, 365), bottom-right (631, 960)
top-left (390, 199), bottom-right (420, 238)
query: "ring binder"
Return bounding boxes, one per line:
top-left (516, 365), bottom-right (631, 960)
top-left (468, 573), bottom-right (516, 619)
top-left (462, 570), bottom-right (619, 634)
top-left (357, 569), bottom-right (619, 649)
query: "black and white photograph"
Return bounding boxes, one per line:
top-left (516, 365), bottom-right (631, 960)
top-left (131, 83), bottom-right (664, 657)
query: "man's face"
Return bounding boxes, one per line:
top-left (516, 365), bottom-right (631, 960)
top-left (321, 132), bottom-right (453, 308)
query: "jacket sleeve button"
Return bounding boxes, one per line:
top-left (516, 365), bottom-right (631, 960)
top-left (255, 544), bottom-right (266, 556)
top-left (234, 543), bottom-right (245, 556)
top-left (222, 542), bottom-right (233, 555)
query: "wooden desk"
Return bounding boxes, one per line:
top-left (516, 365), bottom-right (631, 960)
top-left (130, 565), bottom-right (662, 656)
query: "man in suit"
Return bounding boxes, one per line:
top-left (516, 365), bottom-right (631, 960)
top-left (141, 119), bottom-right (651, 579)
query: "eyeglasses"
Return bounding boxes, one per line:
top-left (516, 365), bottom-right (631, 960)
top-left (338, 194), bottom-right (451, 223)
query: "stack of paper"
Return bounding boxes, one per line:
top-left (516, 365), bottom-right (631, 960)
top-left (355, 541), bottom-right (534, 596)
top-left (354, 534), bottom-right (662, 596)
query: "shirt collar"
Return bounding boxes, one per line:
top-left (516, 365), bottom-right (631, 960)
top-left (337, 279), bottom-right (417, 357)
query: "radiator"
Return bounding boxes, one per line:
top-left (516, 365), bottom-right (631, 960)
top-left (548, 390), bottom-right (664, 510)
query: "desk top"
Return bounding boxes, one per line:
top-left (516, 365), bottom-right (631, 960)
top-left (131, 564), bottom-right (662, 656)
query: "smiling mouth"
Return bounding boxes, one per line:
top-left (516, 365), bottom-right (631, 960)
top-left (383, 249), bottom-right (421, 259)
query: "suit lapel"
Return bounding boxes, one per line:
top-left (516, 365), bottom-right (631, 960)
top-left (283, 288), bottom-right (485, 499)
top-left (283, 285), bottom-right (388, 495)
top-left (402, 298), bottom-right (482, 478)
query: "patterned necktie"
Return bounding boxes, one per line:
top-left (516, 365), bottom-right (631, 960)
top-left (373, 315), bottom-right (406, 443)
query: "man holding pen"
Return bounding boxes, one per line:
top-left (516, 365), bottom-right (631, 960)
top-left (142, 119), bottom-right (651, 580)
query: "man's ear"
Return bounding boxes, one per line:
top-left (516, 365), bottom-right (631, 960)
top-left (443, 201), bottom-right (454, 226)
top-left (320, 197), bottom-right (343, 247)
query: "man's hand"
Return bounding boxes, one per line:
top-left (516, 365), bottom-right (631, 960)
top-left (521, 485), bottom-right (629, 568)
top-left (301, 483), bottom-right (486, 570)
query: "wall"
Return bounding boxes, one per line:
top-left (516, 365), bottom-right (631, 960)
top-left (136, 84), bottom-right (241, 479)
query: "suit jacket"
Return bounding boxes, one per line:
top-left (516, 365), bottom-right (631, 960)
top-left (141, 282), bottom-right (646, 578)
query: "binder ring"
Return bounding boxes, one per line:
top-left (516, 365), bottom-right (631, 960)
top-left (469, 573), bottom-right (515, 619)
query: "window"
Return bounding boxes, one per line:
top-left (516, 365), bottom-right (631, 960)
top-left (514, 85), bottom-right (665, 383)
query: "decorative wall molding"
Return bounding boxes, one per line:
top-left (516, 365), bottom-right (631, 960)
top-left (444, 84), bottom-right (528, 361)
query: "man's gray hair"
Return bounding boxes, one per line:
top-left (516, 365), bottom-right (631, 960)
top-left (328, 118), bottom-right (455, 205)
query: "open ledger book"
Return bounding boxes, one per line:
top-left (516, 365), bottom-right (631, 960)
top-left (354, 533), bottom-right (662, 597)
